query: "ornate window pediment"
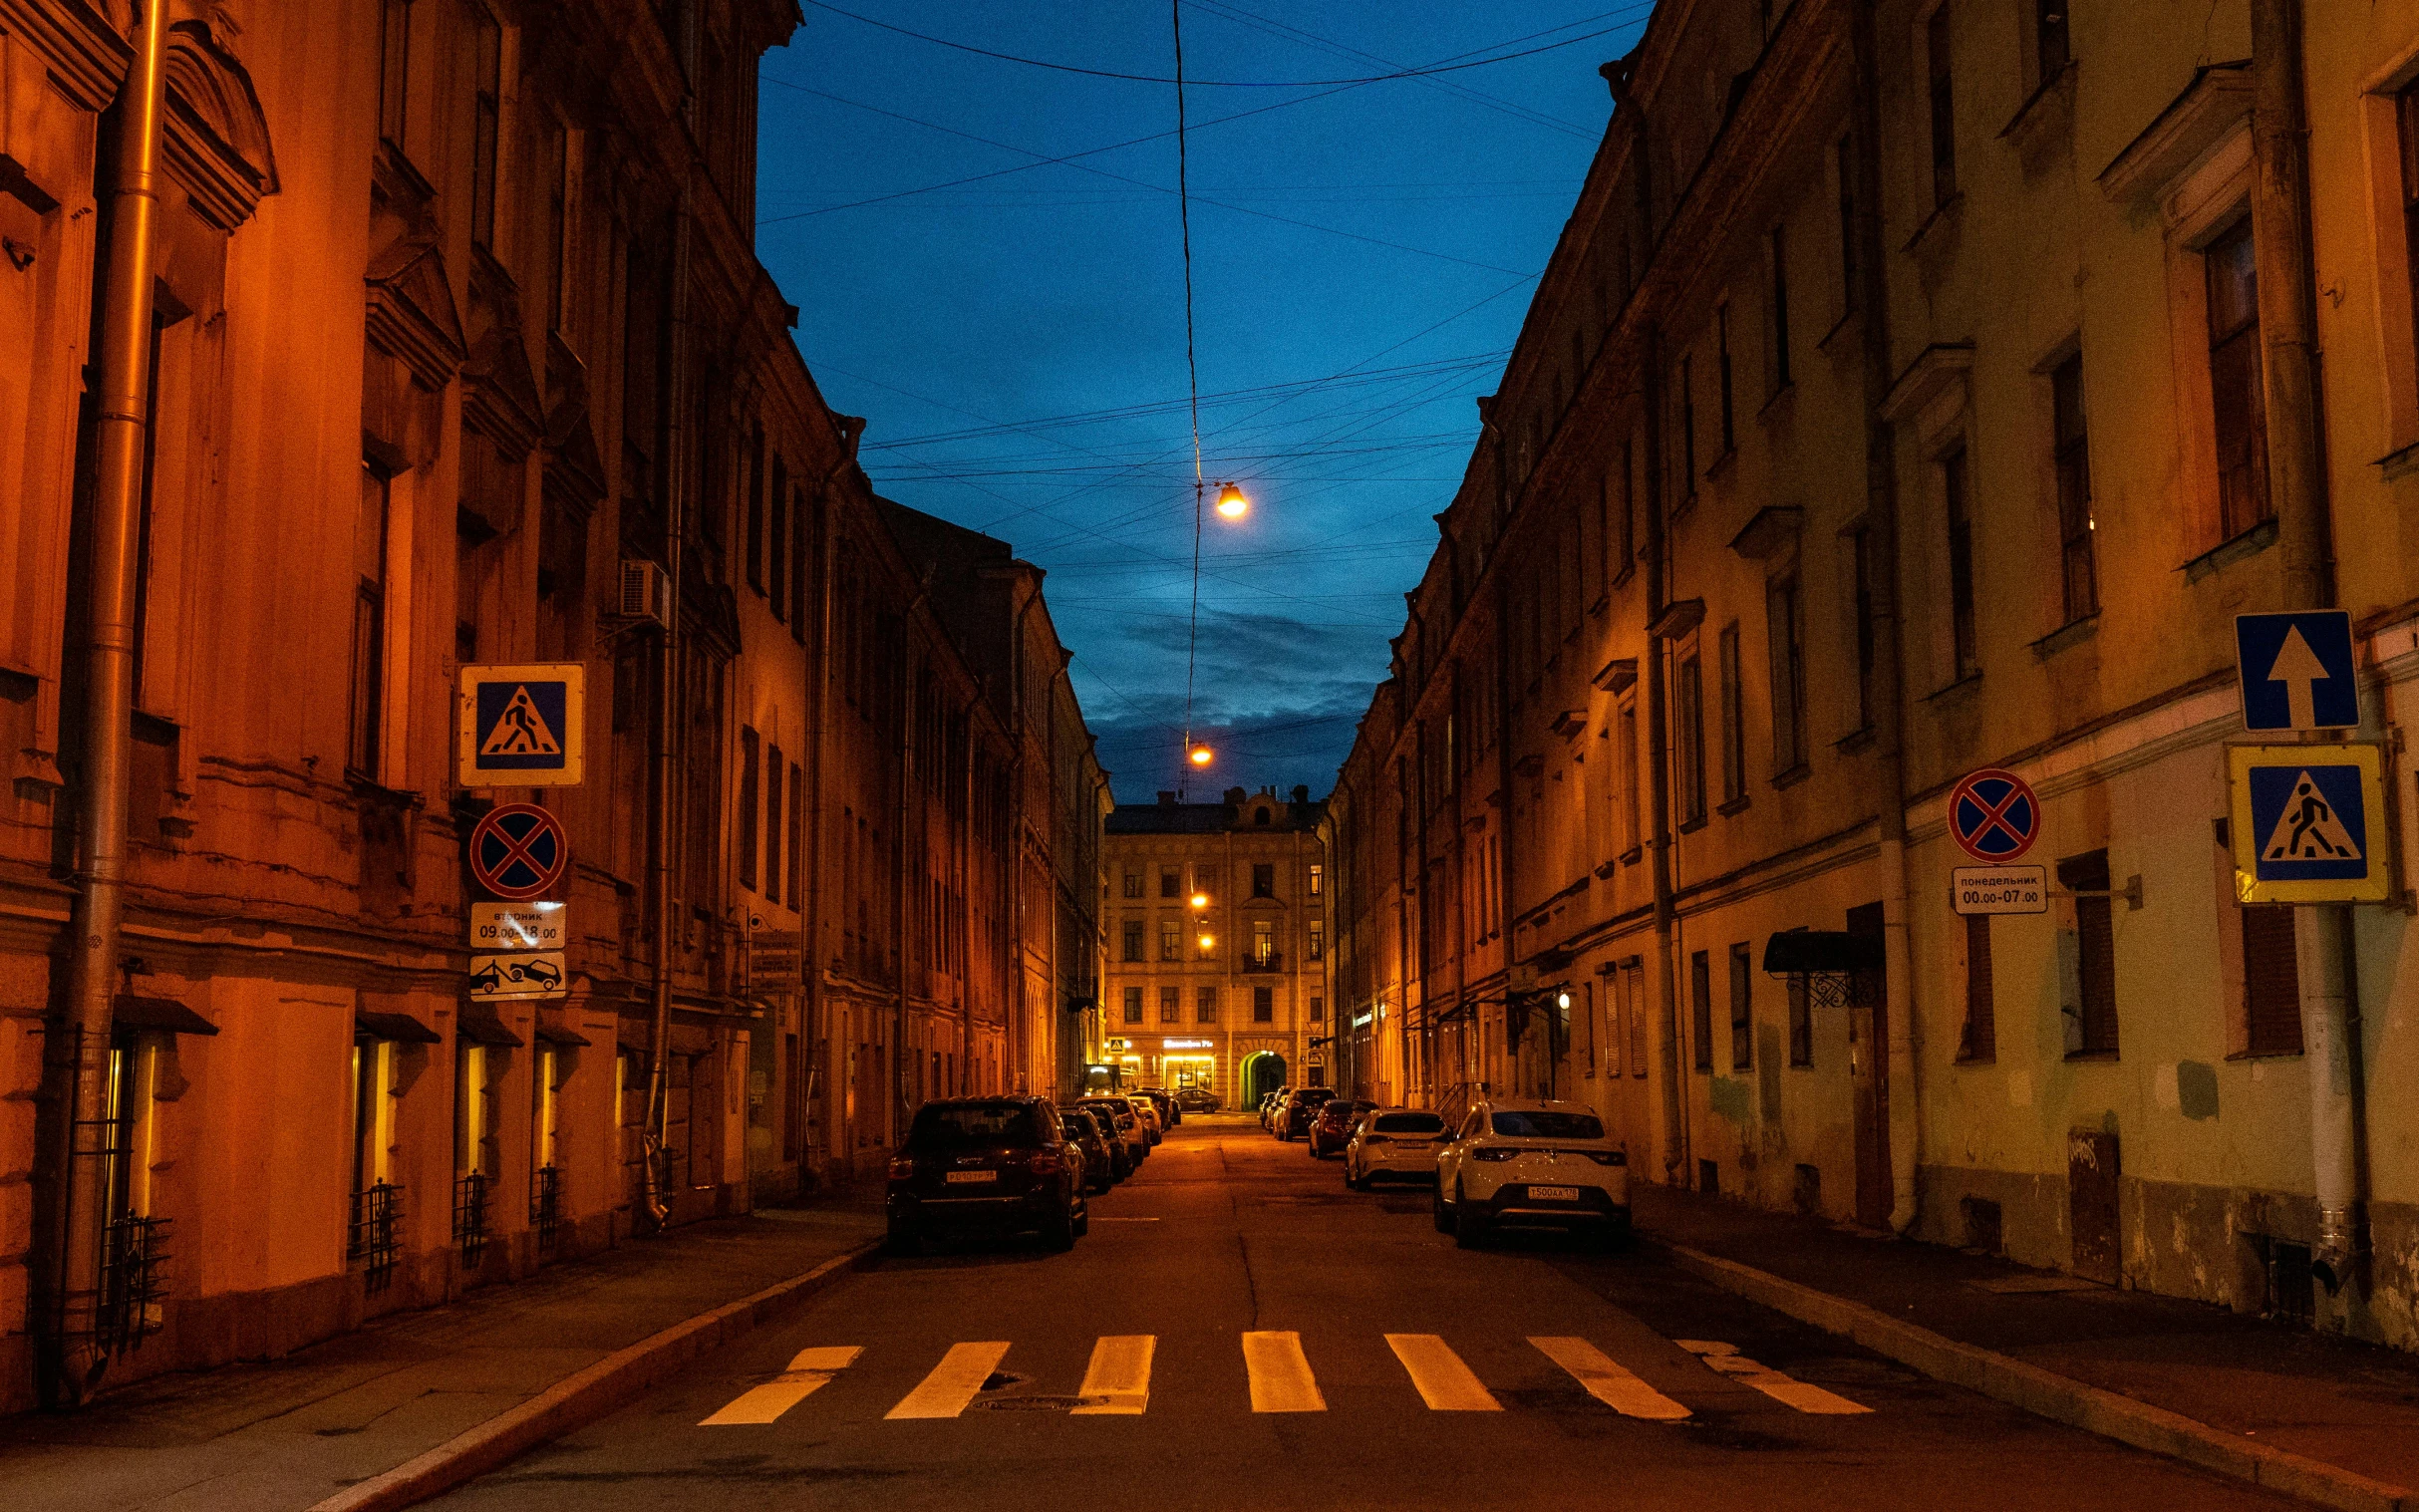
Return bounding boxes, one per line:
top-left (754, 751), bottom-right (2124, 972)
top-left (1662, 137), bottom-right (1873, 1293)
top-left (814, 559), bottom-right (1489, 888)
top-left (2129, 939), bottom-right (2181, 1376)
top-left (162, 20), bottom-right (278, 231)
top-left (365, 236), bottom-right (466, 391)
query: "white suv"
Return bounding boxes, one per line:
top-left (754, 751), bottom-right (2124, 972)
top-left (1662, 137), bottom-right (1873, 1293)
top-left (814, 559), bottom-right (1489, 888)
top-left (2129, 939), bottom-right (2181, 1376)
top-left (1433, 1096), bottom-right (1630, 1249)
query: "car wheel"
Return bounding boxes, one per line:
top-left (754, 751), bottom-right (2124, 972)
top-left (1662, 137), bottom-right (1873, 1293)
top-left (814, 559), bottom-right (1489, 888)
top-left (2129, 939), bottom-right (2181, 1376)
top-left (885, 1220), bottom-right (921, 1256)
top-left (1431, 1183), bottom-right (1455, 1234)
top-left (1073, 1207), bottom-right (1090, 1240)
top-left (1453, 1182), bottom-right (1487, 1249)
top-left (1349, 1166), bottom-right (1370, 1192)
top-left (1044, 1209), bottom-right (1077, 1252)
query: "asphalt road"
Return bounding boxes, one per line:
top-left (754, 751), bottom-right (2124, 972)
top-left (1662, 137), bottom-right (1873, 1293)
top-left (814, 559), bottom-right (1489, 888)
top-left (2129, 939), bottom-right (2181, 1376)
top-left (431, 1114), bottom-right (2288, 1511)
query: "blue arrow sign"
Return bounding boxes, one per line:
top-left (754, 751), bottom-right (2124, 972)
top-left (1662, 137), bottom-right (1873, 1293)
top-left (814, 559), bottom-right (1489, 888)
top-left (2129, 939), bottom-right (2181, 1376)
top-left (2235, 611), bottom-right (2358, 732)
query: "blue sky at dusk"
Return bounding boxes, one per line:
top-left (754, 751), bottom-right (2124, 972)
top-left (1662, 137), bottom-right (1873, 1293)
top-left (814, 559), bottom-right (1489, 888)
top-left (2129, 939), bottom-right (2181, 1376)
top-left (756, 2), bottom-right (1653, 801)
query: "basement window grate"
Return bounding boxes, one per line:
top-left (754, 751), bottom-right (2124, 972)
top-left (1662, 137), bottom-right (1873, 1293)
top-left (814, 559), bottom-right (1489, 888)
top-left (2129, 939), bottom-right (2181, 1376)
top-left (349, 1181), bottom-right (403, 1293)
top-left (454, 1172), bottom-right (491, 1267)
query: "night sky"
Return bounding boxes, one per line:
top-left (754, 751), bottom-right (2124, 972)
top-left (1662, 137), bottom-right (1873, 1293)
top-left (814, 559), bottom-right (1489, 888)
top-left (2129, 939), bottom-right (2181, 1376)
top-left (756, 2), bottom-right (1653, 801)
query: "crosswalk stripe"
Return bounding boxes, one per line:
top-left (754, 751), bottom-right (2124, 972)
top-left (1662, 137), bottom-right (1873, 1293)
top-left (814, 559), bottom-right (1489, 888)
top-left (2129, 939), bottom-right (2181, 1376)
top-left (700, 1346), bottom-right (862, 1425)
top-left (1070, 1335), bottom-right (1155, 1415)
top-left (1675, 1340), bottom-right (1873, 1415)
top-left (884, 1341), bottom-right (1012, 1420)
top-left (1528, 1336), bottom-right (1691, 1420)
top-left (1242, 1331), bottom-right (1327, 1413)
top-left (1384, 1334), bottom-right (1501, 1411)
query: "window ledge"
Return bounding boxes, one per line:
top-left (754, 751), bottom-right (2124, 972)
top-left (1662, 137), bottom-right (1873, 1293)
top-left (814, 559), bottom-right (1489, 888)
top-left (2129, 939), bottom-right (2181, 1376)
top-left (1612, 561), bottom-right (1637, 590)
top-left (1954, 1054), bottom-right (1998, 1067)
top-left (2182, 516), bottom-right (2277, 584)
top-left (1704, 448), bottom-right (1738, 482)
top-left (1671, 491), bottom-right (1699, 523)
top-left (1621, 845), bottom-right (1644, 867)
top-left (2062, 1050), bottom-right (2120, 1063)
top-left (1771, 761), bottom-right (1812, 790)
top-left (2029, 614), bottom-right (2099, 661)
top-left (1902, 192), bottom-right (1965, 257)
top-left (1717, 793), bottom-right (1752, 817)
top-left (1998, 59), bottom-right (2076, 154)
top-left (2225, 1049), bottom-right (2304, 1062)
top-left (1818, 307), bottom-right (1861, 354)
top-left (1677, 814), bottom-right (1709, 835)
top-left (1923, 670), bottom-right (1983, 705)
top-left (1834, 725), bottom-right (1877, 756)
top-left (1757, 382), bottom-right (1796, 423)
top-left (2377, 439), bottom-right (2419, 482)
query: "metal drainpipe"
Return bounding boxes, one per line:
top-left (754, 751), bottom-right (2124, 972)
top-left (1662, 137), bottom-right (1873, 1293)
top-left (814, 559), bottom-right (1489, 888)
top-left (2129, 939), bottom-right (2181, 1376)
top-left (42, 0), bottom-right (170, 1407)
top-left (2250, 0), bottom-right (2361, 1296)
top-left (801, 446), bottom-right (849, 1184)
top-left (1849, 0), bottom-right (1923, 1234)
top-left (893, 596), bottom-right (922, 1146)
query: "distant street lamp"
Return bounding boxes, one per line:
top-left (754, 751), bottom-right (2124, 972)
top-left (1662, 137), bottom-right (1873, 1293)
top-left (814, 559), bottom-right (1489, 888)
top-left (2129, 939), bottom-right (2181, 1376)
top-left (1190, 892), bottom-right (1210, 910)
top-left (1188, 745), bottom-right (1214, 767)
top-left (1215, 481), bottom-right (1248, 519)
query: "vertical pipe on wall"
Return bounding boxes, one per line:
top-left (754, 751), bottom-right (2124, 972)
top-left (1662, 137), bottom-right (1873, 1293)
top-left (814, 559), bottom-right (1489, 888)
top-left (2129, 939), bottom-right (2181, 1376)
top-left (41, 0), bottom-right (170, 1407)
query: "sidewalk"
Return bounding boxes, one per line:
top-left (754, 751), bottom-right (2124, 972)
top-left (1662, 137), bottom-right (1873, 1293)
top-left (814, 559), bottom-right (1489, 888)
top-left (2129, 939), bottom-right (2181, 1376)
top-left (0, 1198), bottom-right (884, 1512)
top-left (1637, 1185), bottom-right (2419, 1507)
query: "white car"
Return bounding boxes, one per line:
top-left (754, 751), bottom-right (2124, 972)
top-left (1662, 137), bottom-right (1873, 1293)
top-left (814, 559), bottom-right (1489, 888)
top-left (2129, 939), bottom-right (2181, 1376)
top-left (1127, 1094), bottom-right (1163, 1145)
top-left (1344, 1107), bottom-right (1451, 1188)
top-left (1432, 1096), bottom-right (1630, 1249)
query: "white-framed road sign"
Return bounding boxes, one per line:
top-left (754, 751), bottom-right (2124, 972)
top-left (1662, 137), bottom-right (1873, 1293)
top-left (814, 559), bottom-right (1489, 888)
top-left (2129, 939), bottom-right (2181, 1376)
top-left (470, 901), bottom-right (565, 951)
top-left (1952, 865), bottom-right (2048, 915)
top-left (2228, 744), bottom-right (2388, 904)
top-left (457, 664), bottom-right (585, 786)
top-left (2236, 611), bottom-right (2359, 733)
top-left (466, 951), bottom-right (568, 1001)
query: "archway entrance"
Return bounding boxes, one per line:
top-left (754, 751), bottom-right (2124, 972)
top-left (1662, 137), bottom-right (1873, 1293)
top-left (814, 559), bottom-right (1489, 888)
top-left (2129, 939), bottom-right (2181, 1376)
top-left (1241, 1052), bottom-right (1287, 1109)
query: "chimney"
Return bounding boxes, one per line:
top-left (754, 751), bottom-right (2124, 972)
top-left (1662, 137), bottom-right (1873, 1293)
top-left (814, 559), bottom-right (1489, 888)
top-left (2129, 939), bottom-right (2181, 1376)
top-left (1292, 784), bottom-right (1310, 805)
top-left (1157, 790), bottom-right (1176, 806)
top-left (1223, 786), bottom-right (1247, 805)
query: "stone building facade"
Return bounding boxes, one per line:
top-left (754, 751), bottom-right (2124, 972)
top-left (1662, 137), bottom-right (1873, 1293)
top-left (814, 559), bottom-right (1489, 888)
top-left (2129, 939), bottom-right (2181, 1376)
top-left (0, 0), bottom-right (1100, 1411)
top-left (1326, 0), bottom-right (2419, 1353)
top-left (1100, 786), bottom-right (1329, 1109)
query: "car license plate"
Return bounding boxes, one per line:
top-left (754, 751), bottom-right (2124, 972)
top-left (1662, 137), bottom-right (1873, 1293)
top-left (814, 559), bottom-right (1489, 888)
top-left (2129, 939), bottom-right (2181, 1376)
top-left (1528, 1185), bottom-right (1580, 1202)
top-left (945, 1170), bottom-right (997, 1184)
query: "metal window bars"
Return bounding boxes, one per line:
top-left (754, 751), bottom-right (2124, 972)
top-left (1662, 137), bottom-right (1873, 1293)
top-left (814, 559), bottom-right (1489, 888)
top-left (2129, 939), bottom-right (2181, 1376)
top-left (95, 1213), bottom-right (169, 1354)
top-left (454, 1171), bottom-right (491, 1267)
top-left (530, 1165), bottom-right (562, 1253)
top-left (349, 1181), bottom-right (404, 1293)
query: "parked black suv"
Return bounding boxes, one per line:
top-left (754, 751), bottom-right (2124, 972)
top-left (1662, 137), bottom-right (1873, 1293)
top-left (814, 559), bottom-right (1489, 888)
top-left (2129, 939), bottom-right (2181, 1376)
top-left (886, 1097), bottom-right (1087, 1253)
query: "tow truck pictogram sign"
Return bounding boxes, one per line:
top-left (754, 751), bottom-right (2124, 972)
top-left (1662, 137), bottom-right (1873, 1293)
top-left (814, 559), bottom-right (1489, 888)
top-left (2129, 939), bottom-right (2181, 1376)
top-left (2228, 745), bottom-right (2388, 904)
top-left (457, 664), bottom-right (585, 786)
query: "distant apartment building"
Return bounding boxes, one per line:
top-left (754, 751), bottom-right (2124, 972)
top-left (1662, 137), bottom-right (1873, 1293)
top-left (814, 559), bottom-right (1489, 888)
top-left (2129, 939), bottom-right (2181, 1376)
top-left (1100, 787), bottom-right (1329, 1107)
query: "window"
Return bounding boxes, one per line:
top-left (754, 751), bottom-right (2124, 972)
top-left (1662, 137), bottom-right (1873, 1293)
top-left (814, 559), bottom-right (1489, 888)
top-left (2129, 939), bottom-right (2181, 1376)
top-left (1616, 439), bottom-right (1637, 569)
top-left (1677, 353), bottom-right (1697, 500)
top-left (1787, 972), bottom-right (1813, 1066)
top-left (1944, 446), bottom-right (1978, 679)
top-left (2242, 906), bottom-right (2302, 1057)
top-left (1254, 987), bottom-right (1274, 1023)
top-left (1729, 943), bottom-right (1753, 1070)
top-left (2402, 84), bottom-right (2419, 363)
top-left (2036, 0), bottom-right (2070, 80)
top-left (787, 761), bottom-right (804, 904)
top-left (1767, 226), bottom-right (1792, 395)
top-left (2206, 216), bottom-right (2270, 539)
top-left (350, 462), bottom-right (391, 779)
top-left (1717, 623), bottom-right (1745, 806)
top-left (1196, 987), bottom-right (1218, 1024)
top-left (1308, 922), bottom-right (1325, 959)
top-left (1252, 863), bottom-right (1275, 898)
top-left (1960, 913), bottom-right (1995, 1061)
top-left (1928, 4), bottom-right (1958, 207)
top-left (1676, 652), bottom-right (1706, 824)
top-left (1690, 950), bottom-right (1713, 1070)
top-left (1309, 864), bottom-right (1323, 896)
top-left (1626, 958), bottom-right (1649, 1077)
top-left (1160, 868), bottom-right (1179, 899)
top-left (546, 123), bottom-right (573, 331)
top-left (1252, 920), bottom-right (1274, 965)
top-left (1311, 995), bottom-right (1325, 1023)
top-left (1851, 527), bottom-right (1878, 730)
top-left (1160, 986), bottom-right (1180, 1025)
top-left (1619, 699), bottom-right (1642, 854)
top-left (1767, 574), bottom-right (1805, 772)
top-left (1160, 921), bottom-right (1180, 962)
top-left (1123, 986), bottom-right (1144, 1025)
top-left (1122, 871), bottom-right (1142, 899)
top-left (469, 5), bottom-right (501, 250)
top-left (1716, 304), bottom-right (1736, 455)
top-left (738, 726), bottom-right (759, 891)
top-left (1836, 135), bottom-right (1859, 316)
top-left (2050, 353), bottom-right (2096, 623)
top-left (744, 439), bottom-right (766, 592)
top-left (1122, 920), bottom-right (1144, 963)
top-left (764, 745), bottom-right (783, 905)
top-left (789, 484), bottom-right (807, 641)
top-left (378, 0), bottom-right (413, 148)
top-left (2057, 849), bottom-right (2118, 1056)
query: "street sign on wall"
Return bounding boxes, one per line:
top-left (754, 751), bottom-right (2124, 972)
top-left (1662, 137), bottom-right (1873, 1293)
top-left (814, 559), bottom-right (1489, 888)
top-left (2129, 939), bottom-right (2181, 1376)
top-left (1948, 767), bottom-right (2041, 863)
top-left (470, 901), bottom-right (565, 951)
top-left (458, 664), bottom-right (586, 786)
top-left (467, 951), bottom-right (567, 1001)
top-left (2235, 611), bottom-right (2359, 733)
top-left (467, 802), bottom-right (571, 901)
top-left (2228, 744), bottom-right (2388, 903)
top-left (1951, 865), bottom-right (2048, 915)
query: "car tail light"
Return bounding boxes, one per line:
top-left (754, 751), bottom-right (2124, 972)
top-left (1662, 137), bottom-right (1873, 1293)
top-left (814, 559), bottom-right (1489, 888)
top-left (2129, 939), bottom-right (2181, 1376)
top-left (1022, 1150), bottom-right (1063, 1174)
top-left (1361, 1133), bottom-right (1389, 1144)
top-left (887, 1156), bottom-right (916, 1179)
top-left (1580, 1150), bottom-right (1628, 1166)
top-left (1472, 1146), bottom-right (1518, 1162)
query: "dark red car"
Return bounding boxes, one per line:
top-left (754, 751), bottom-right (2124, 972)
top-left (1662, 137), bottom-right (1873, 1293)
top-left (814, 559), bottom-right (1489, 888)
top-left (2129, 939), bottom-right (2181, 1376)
top-left (886, 1096), bottom-right (1088, 1254)
top-left (1307, 1098), bottom-right (1375, 1158)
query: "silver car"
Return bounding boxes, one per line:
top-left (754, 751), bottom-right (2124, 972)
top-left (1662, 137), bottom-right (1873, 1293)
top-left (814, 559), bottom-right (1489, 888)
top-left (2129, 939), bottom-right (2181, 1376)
top-left (1344, 1107), bottom-right (1451, 1189)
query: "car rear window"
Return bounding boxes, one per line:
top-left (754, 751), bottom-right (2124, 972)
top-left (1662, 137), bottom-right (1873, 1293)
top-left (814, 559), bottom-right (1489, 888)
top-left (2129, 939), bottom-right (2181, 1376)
top-left (1373, 1112), bottom-right (1444, 1133)
top-left (1490, 1110), bottom-right (1605, 1139)
top-left (909, 1102), bottom-right (1043, 1151)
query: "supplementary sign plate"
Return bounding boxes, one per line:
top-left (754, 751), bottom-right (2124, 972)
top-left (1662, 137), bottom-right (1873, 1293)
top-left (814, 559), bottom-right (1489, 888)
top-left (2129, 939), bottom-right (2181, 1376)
top-left (2229, 744), bottom-right (2388, 903)
top-left (467, 951), bottom-right (566, 1001)
top-left (470, 901), bottom-right (565, 951)
top-left (1952, 865), bottom-right (2048, 915)
top-left (2235, 611), bottom-right (2358, 733)
top-left (1948, 767), bottom-right (2041, 863)
top-left (458, 664), bottom-right (585, 786)
top-left (467, 802), bottom-right (571, 901)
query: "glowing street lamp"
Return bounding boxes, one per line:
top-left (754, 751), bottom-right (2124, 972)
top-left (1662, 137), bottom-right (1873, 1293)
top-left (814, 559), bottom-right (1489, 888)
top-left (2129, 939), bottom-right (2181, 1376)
top-left (1190, 892), bottom-right (1210, 910)
top-left (1198, 933), bottom-right (1216, 952)
top-left (1214, 480), bottom-right (1248, 519)
top-left (1188, 745), bottom-right (1214, 767)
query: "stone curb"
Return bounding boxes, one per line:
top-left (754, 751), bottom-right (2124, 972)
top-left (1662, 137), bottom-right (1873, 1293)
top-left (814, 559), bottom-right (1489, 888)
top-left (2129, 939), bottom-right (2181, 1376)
top-left (1665, 1242), bottom-right (2410, 1512)
top-left (306, 1238), bottom-right (882, 1512)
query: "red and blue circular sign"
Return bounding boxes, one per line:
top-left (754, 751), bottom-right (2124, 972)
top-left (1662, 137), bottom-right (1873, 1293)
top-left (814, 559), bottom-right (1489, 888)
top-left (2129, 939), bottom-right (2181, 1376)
top-left (1949, 768), bottom-right (2041, 863)
top-left (467, 802), bottom-right (570, 901)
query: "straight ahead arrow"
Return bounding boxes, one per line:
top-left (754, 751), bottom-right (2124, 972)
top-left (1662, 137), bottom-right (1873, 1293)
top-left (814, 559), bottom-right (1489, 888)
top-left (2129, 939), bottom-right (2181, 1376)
top-left (2267, 625), bottom-right (2330, 731)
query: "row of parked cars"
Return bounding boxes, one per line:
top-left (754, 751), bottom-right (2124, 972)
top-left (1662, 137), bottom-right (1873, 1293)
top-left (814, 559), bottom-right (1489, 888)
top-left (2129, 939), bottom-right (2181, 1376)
top-left (882, 1087), bottom-right (1184, 1253)
top-left (1257, 1083), bottom-right (1633, 1249)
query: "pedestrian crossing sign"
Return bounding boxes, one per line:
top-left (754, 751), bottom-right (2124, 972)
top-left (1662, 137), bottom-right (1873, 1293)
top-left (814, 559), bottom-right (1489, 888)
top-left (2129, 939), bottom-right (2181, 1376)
top-left (2228, 744), bottom-right (2387, 903)
top-left (457, 664), bottom-right (585, 787)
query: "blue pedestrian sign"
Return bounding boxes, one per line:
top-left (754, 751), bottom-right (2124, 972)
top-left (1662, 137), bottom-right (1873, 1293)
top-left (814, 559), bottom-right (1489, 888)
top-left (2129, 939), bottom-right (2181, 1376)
top-left (2228, 745), bottom-right (2387, 903)
top-left (2236, 611), bottom-right (2359, 733)
top-left (457, 664), bottom-right (586, 787)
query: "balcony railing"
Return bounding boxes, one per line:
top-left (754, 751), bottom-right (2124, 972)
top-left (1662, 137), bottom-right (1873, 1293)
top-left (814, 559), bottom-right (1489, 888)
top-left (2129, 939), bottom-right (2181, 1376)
top-left (96, 1213), bottom-right (169, 1354)
top-left (349, 1181), bottom-right (403, 1293)
top-left (454, 1171), bottom-right (491, 1267)
top-left (531, 1165), bottom-right (562, 1253)
top-left (1241, 951), bottom-right (1286, 974)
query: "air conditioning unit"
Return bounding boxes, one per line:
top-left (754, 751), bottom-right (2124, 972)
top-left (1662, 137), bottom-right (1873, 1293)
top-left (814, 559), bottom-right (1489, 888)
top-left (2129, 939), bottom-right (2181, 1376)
top-left (618, 558), bottom-right (672, 627)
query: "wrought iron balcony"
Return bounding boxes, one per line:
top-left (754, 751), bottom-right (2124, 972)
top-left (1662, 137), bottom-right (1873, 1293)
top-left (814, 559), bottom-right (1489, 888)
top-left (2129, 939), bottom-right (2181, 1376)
top-left (1241, 951), bottom-right (1286, 974)
top-left (349, 1181), bottom-right (403, 1293)
top-left (454, 1171), bottom-right (491, 1267)
top-left (531, 1165), bottom-right (562, 1253)
top-left (96, 1212), bottom-right (169, 1354)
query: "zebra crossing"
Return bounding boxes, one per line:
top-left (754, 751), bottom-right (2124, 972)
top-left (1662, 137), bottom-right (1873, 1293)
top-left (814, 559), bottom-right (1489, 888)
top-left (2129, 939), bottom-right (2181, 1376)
top-left (698, 1330), bottom-right (1873, 1426)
